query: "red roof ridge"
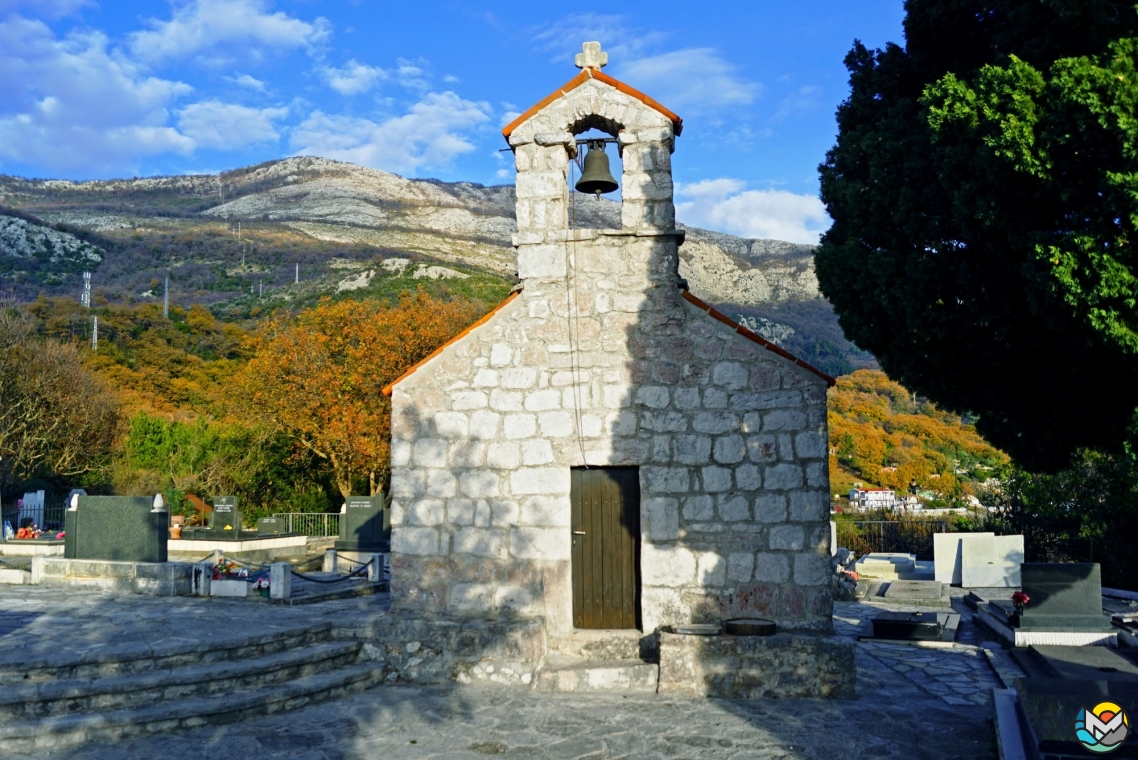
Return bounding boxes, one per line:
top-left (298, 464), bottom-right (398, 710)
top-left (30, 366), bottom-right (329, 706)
top-left (502, 68), bottom-right (683, 140)
top-left (679, 288), bottom-right (836, 387)
top-left (381, 290), bottom-right (521, 397)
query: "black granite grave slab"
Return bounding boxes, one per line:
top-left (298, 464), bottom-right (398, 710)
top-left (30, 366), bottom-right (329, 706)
top-left (1015, 678), bottom-right (1138, 759)
top-left (1027, 646), bottom-right (1138, 683)
top-left (1018, 563), bottom-right (1113, 632)
top-left (210, 496), bottom-right (241, 532)
top-left (864, 611), bottom-right (960, 642)
top-left (64, 497), bottom-right (167, 562)
top-left (334, 494), bottom-right (389, 552)
top-left (256, 517), bottom-right (284, 535)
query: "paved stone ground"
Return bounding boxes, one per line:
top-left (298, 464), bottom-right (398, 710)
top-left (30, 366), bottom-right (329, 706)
top-left (0, 585), bottom-right (1004, 759)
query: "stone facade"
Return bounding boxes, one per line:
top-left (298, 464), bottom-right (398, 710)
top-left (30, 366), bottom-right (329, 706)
top-left (386, 53), bottom-right (835, 637)
top-left (657, 631), bottom-right (855, 699)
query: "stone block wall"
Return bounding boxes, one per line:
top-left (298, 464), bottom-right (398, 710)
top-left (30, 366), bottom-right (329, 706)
top-left (657, 631), bottom-right (855, 699)
top-left (388, 69), bottom-right (833, 636)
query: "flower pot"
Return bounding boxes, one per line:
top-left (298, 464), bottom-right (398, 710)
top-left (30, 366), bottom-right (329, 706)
top-left (169, 525), bottom-right (182, 540)
top-left (259, 588), bottom-right (270, 598)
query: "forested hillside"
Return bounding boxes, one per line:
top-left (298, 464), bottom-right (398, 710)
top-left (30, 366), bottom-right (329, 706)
top-left (828, 370), bottom-right (1009, 500)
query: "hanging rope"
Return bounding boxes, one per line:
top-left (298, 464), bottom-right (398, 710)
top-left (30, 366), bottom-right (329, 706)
top-left (566, 155), bottom-right (590, 468)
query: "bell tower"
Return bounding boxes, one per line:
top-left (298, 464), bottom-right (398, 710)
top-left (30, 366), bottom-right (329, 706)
top-left (503, 41), bottom-right (685, 289)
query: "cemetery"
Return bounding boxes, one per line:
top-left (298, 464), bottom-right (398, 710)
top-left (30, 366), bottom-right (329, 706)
top-left (0, 35), bottom-right (1136, 760)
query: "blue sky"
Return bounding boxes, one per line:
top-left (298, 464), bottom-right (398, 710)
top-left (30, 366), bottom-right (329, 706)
top-left (0, 0), bottom-right (905, 243)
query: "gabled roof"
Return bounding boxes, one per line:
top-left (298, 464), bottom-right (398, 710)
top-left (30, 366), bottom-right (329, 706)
top-left (381, 291), bottom-right (521, 397)
top-left (381, 286), bottom-right (836, 398)
top-left (501, 68), bottom-right (683, 141)
top-left (679, 289), bottom-right (836, 387)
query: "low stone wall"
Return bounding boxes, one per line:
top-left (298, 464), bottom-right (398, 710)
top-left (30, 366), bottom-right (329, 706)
top-left (337, 612), bottom-right (547, 686)
top-left (31, 557), bottom-right (207, 596)
top-left (657, 631), bottom-right (855, 699)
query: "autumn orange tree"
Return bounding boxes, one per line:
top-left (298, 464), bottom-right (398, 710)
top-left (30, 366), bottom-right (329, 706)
top-left (828, 370), bottom-right (1009, 498)
top-left (243, 293), bottom-right (484, 498)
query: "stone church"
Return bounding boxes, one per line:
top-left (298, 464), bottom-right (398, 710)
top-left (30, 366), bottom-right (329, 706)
top-left (383, 42), bottom-right (836, 640)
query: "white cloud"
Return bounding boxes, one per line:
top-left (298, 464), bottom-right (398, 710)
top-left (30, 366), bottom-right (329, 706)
top-left (769, 85), bottom-right (819, 124)
top-left (617, 48), bottom-right (759, 111)
top-left (529, 14), bottom-right (757, 114)
top-left (177, 101), bottom-right (287, 149)
top-left (320, 59), bottom-right (386, 95)
top-left (231, 73), bottom-right (266, 91)
top-left (528, 13), bottom-right (666, 64)
top-left (0, 16), bottom-right (194, 174)
top-left (129, 0), bottom-right (331, 64)
top-left (676, 179), bottom-right (830, 245)
top-left (290, 92), bottom-right (491, 175)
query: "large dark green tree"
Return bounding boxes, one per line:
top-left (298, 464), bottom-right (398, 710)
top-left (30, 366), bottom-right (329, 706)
top-left (817, 0), bottom-right (1138, 471)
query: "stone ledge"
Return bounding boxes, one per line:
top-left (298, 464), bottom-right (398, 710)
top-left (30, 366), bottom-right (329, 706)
top-left (339, 612), bottom-right (547, 687)
top-left (30, 557), bottom-right (197, 596)
top-left (512, 228), bottom-right (686, 246)
top-left (657, 630), bottom-right (855, 699)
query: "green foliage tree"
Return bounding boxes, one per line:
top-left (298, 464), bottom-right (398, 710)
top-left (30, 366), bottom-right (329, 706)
top-left (816, 0), bottom-right (1138, 472)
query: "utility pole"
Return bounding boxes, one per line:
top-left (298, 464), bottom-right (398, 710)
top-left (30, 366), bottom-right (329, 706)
top-left (163, 275), bottom-right (169, 319)
top-left (295, 263), bottom-right (299, 284)
top-left (91, 316), bottom-right (98, 352)
top-left (80, 272), bottom-right (91, 308)
top-left (259, 279), bottom-right (263, 298)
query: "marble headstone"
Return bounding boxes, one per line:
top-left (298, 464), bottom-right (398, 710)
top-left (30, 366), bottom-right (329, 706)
top-left (933, 532), bottom-right (993, 584)
top-left (960, 534), bottom-right (1024, 587)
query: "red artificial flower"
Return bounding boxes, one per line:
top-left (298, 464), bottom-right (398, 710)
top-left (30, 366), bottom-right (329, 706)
top-left (1011, 591), bottom-right (1030, 606)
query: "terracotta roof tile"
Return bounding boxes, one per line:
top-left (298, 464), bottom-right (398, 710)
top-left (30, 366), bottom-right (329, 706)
top-left (502, 68), bottom-right (683, 140)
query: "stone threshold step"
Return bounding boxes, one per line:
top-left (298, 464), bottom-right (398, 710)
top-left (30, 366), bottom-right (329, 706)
top-left (535, 656), bottom-right (658, 694)
top-left (0, 640), bottom-right (361, 720)
top-left (0, 662), bottom-right (386, 752)
top-left (0, 622), bottom-right (335, 684)
top-left (547, 630), bottom-right (649, 662)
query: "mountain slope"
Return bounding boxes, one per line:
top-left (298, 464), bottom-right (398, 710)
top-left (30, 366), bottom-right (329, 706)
top-left (0, 156), bottom-right (872, 375)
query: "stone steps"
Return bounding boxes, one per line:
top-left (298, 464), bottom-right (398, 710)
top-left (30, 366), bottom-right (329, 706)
top-left (0, 622), bottom-right (336, 684)
top-left (535, 655), bottom-right (658, 694)
top-left (0, 661), bottom-right (385, 753)
top-left (0, 640), bottom-right (363, 720)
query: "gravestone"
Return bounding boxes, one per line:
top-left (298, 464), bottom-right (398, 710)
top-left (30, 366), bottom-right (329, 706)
top-left (64, 496), bottom-right (167, 562)
top-left (210, 496), bottom-right (240, 532)
top-left (1016, 563), bottom-right (1111, 632)
top-left (869, 609), bottom-right (960, 641)
top-left (854, 553), bottom-right (915, 578)
top-left (334, 494), bottom-right (389, 553)
top-left (1015, 678), bottom-right (1138, 758)
top-left (256, 517), bottom-right (285, 535)
top-left (1027, 645), bottom-right (1138, 683)
top-left (19, 490), bottom-right (45, 529)
top-left (960, 534), bottom-right (1024, 587)
top-left (933, 532), bottom-right (993, 584)
top-left (881, 579), bottom-right (950, 606)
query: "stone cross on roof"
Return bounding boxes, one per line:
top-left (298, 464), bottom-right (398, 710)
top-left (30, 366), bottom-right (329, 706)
top-left (574, 41), bottom-right (608, 70)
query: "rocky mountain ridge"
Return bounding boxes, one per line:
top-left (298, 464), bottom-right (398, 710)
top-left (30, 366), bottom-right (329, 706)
top-left (0, 157), bottom-right (871, 375)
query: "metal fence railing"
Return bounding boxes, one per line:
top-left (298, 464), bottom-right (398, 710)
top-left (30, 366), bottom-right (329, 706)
top-left (835, 520), bottom-right (948, 561)
top-left (271, 512), bottom-right (340, 537)
top-left (1, 500), bottom-right (67, 532)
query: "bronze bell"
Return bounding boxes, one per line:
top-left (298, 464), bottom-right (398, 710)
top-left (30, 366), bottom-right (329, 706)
top-left (575, 140), bottom-right (618, 197)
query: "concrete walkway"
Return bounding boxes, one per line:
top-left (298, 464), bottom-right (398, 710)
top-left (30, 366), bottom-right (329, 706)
top-left (1, 586), bottom-right (1002, 759)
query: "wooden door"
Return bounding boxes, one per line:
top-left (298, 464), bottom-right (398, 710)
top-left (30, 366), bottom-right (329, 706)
top-left (570, 467), bottom-right (640, 629)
